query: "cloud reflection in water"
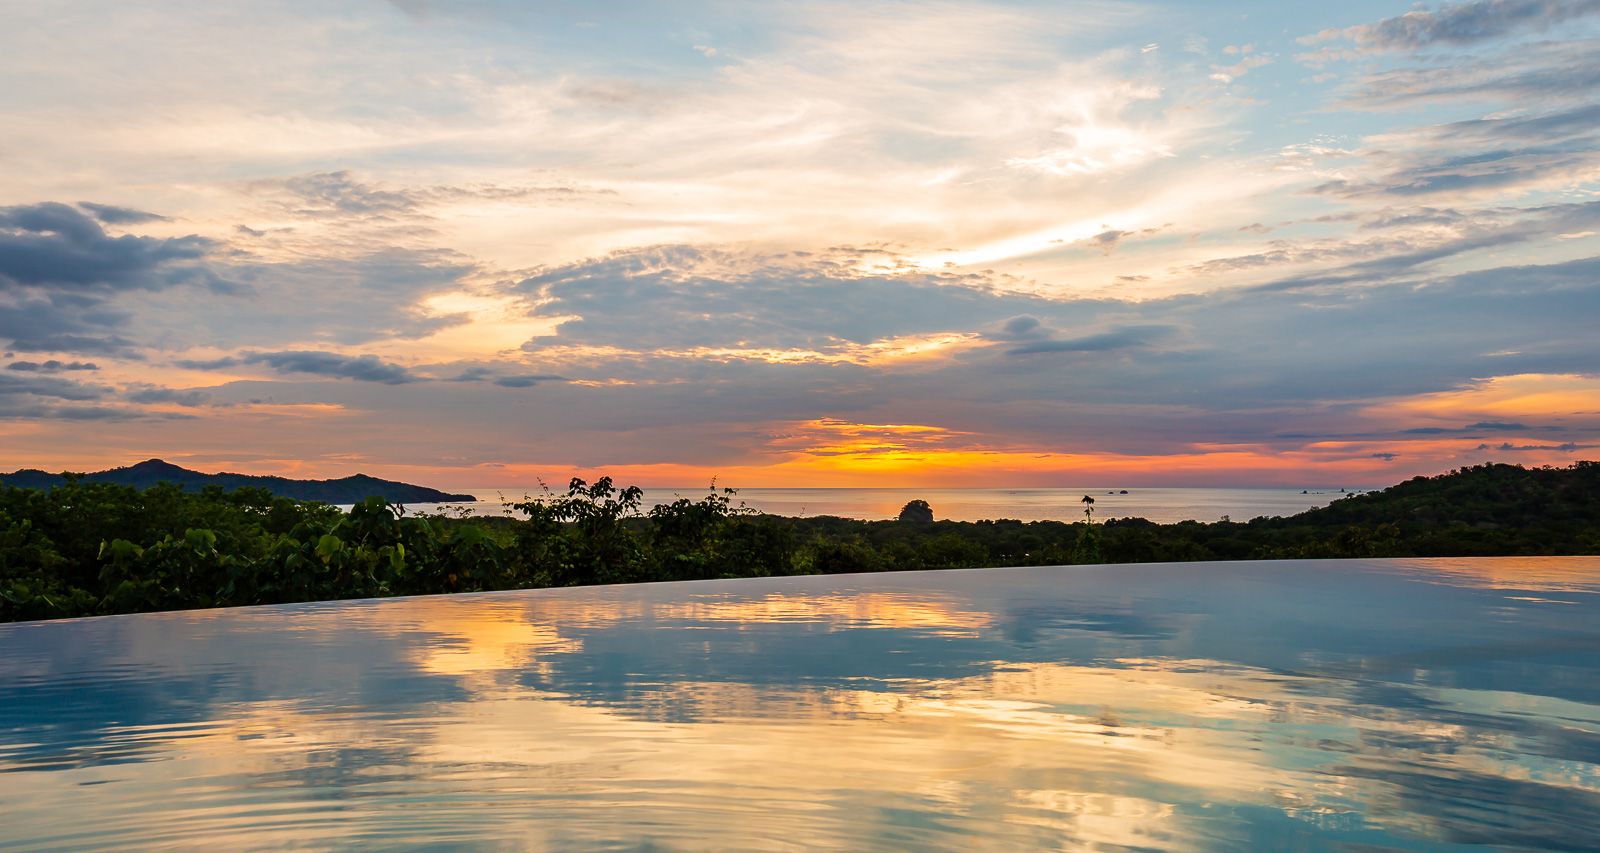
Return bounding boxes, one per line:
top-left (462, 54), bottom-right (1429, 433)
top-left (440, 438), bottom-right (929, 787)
top-left (3, 557), bottom-right (1600, 851)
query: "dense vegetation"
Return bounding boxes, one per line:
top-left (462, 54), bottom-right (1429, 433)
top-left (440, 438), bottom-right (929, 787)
top-left (3, 462), bottom-right (1598, 622)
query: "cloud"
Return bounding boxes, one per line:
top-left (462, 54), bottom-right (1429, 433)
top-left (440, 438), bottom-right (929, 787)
top-left (1478, 442), bottom-right (1599, 452)
top-left (1210, 54), bottom-right (1272, 83)
top-left (448, 365), bottom-right (566, 388)
top-left (76, 202), bottom-right (169, 225)
top-left (514, 245), bottom-right (1062, 352)
top-left (1371, 452), bottom-right (1399, 460)
top-left (0, 371), bottom-right (108, 401)
top-left (992, 315), bottom-right (1044, 340)
top-left (1177, 201), bottom-right (1600, 288)
top-left (173, 356), bottom-right (244, 371)
top-left (243, 171), bottom-right (609, 230)
top-left (497, 244), bottom-right (1600, 423)
top-left (0, 202), bottom-right (211, 291)
top-left (0, 292), bottom-right (141, 355)
top-left (1305, 134), bottom-right (1600, 201)
top-left (245, 351), bottom-right (418, 384)
top-left (5, 359), bottom-right (99, 372)
top-left (1335, 41), bottom-right (1600, 107)
top-left (493, 374), bottom-right (564, 388)
top-left (1007, 324), bottom-right (1178, 355)
top-left (1308, 105), bottom-right (1600, 201)
top-left (1304, 0), bottom-right (1600, 53)
top-left (0, 202), bottom-right (235, 355)
top-left (1085, 230), bottom-right (1124, 254)
top-left (1073, 225), bottom-right (1167, 256)
top-left (259, 170), bottom-right (419, 218)
top-left (177, 350), bottom-right (420, 384)
top-left (0, 403), bottom-right (152, 422)
top-left (126, 386), bottom-right (212, 406)
top-left (119, 245), bottom-right (482, 356)
top-left (1405, 422), bottom-right (1533, 434)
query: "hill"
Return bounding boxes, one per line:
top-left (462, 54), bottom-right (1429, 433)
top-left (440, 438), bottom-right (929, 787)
top-left (0, 459), bottom-right (475, 504)
top-left (1271, 461), bottom-right (1600, 530)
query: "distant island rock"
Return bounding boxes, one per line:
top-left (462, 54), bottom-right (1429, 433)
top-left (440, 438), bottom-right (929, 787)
top-left (0, 459), bottom-right (476, 504)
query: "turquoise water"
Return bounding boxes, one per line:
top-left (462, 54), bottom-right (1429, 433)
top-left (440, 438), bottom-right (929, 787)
top-left (402, 486), bottom-right (1363, 523)
top-left (3, 557), bottom-right (1599, 851)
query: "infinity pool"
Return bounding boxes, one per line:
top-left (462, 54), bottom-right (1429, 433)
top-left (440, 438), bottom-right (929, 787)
top-left (3, 558), bottom-right (1600, 851)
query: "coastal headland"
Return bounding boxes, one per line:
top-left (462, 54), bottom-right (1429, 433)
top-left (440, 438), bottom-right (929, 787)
top-left (0, 459), bottom-right (476, 504)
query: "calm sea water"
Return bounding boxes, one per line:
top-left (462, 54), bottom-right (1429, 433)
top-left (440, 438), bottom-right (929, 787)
top-left (4, 557), bottom-right (1599, 851)
top-left (401, 487), bottom-right (1366, 524)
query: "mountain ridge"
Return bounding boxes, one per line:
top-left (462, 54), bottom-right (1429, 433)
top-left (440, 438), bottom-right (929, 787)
top-left (0, 459), bottom-right (476, 504)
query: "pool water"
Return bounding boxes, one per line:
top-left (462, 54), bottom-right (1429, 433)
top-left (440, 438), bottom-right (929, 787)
top-left (3, 557), bottom-right (1599, 851)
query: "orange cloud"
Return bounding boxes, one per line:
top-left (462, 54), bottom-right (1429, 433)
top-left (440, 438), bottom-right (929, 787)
top-left (1365, 373), bottom-right (1600, 425)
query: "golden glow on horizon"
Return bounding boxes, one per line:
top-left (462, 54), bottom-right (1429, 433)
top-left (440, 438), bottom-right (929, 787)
top-left (445, 448), bottom-right (1423, 489)
top-left (1368, 373), bottom-right (1600, 424)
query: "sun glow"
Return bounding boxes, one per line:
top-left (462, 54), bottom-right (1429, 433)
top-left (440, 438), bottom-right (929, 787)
top-left (1368, 374), bottom-right (1600, 424)
top-left (405, 292), bottom-right (577, 358)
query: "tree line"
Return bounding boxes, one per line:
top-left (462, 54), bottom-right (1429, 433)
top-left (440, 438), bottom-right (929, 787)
top-left (3, 461), bottom-right (1598, 622)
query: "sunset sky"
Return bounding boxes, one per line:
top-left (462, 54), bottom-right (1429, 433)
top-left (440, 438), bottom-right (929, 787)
top-left (3, 0), bottom-right (1599, 488)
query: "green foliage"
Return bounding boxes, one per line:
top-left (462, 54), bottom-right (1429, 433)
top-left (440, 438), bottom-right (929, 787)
top-left (510, 477), bottom-right (647, 586)
top-left (919, 532), bottom-right (989, 569)
top-left (897, 499), bottom-right (934, 523)
top-left (647, 487), bottom-right (796, 581)
top-left (3, 461), bottom-right (1599, 623)
top-left (1070, 495), bottom-right (1103, 564)
top-left (805, 538), bottom-right (884, 574)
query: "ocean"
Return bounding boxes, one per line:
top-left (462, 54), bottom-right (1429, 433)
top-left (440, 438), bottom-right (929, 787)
top-left (395, 486), bottom-right (1368, 524)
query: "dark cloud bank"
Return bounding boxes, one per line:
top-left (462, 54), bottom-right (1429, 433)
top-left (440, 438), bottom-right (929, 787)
top-left (0, 202), bottom-right (226, 356)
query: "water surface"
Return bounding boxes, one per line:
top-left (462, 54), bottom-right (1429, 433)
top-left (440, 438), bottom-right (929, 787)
top-left (402, 486), bottom-right (1361, 524)
top-left (4, 557), bottom-right (1599, 851)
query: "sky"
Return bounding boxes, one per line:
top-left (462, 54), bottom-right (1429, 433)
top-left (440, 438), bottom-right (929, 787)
top-left (2, 0), bottom-right (1599, 488)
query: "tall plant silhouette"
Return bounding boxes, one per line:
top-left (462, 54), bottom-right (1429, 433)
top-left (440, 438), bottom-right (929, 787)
top-left (1071, 495), bottom-right (1103, 565)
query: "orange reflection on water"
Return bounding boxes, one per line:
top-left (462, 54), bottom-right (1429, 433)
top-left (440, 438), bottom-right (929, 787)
top-left (377, 588), bottom-right (997, 639)
top-left (661, 591), bottom-right (995, 636)
top-left (413, 616), bottom-right (581, 675)
top-left (1389, 556), bottom-right (1600, 594)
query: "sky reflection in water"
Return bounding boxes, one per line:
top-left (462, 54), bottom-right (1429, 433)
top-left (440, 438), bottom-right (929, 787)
top-left (3, 557), bottom-right (1600, 851)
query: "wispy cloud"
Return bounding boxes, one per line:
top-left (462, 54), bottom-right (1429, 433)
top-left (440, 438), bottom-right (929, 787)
top-left (1303, 0), bottom-right (1600, 53)
top-left (178, 351), bottom-right (421, 384)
